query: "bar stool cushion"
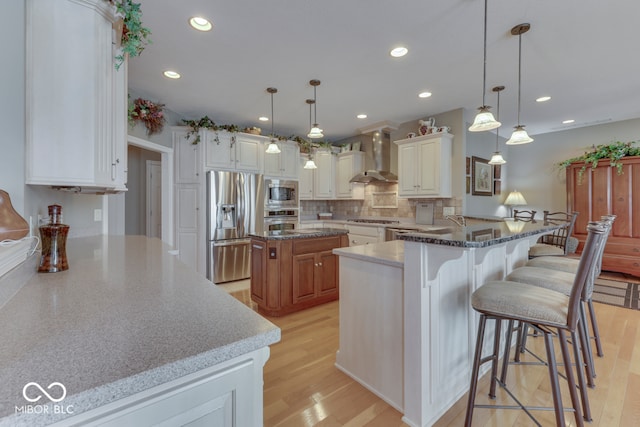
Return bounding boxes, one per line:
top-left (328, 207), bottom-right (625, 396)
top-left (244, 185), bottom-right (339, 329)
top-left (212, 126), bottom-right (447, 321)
top-left (472, 281), bottom-right (568, 327)
top-left (505, 266), bottom-right (573, 295)
top-left (529, 243), bottom-right (565, 257)
top-left (527, 256), bottom-right (579, 274)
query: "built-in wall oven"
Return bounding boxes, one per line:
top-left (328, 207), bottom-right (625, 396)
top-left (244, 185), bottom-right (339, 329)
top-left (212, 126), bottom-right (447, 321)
top-left (264, 209), bottom-right (298, 232)
top-left (265, 179), bottom-right (298, 209)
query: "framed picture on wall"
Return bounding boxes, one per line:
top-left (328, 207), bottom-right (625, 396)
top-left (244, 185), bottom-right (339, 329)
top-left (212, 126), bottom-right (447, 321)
top-left (472, 156), bottom-right (492, 196)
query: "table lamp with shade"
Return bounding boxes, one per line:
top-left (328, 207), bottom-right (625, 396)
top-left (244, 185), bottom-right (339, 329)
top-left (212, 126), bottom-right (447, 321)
top-left (504, 190), bottom-right (527, 217)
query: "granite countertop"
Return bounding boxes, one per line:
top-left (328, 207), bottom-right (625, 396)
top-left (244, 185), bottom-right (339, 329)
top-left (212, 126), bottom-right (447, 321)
top-left (249, 227), bottom-right (348, 240)
top-left (0, 235), bottom-right (280, 426)
top-left (333, 241), bottom-right (404, 268)
top-left (399, 219), bottom-right (562, 248)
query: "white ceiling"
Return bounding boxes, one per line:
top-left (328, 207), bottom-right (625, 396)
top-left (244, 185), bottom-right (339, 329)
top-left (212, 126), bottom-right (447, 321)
top-left (129, 0), bottom-right (640, 142)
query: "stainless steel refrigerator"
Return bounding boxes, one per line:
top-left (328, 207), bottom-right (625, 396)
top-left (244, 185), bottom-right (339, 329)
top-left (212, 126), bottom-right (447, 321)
top-left (207, 170), bottom-right (264, 283)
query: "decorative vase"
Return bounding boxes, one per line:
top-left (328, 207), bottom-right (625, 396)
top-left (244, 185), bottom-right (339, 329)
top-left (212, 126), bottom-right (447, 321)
top-left (38, 204), bottom-right (70, 273)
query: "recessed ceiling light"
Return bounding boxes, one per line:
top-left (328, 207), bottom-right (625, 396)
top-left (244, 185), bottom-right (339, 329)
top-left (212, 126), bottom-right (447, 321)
top-left (390, 47), bottom-right (408, 58)
top-left (418, 92), bottom-right (432, 98)
top-left (536, 96), bottom-right (551, 102)
top-left (562, 119), bottom-right (575, 124)
top-left (189, 16), bottom-right (212, 32)
top-left (163, 70), bottom-right (181, 79)
top-left (356, 114), bottom-right (367, 119)
top-left (258, 116), bottom-right (269, 122)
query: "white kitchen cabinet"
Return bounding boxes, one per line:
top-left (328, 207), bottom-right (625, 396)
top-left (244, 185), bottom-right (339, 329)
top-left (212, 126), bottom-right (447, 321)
top-left (395, 133), bottom-right (453, 198)
top-left (344, 224), bottom-right (384, 246)
top-left (313, 150), bottom-right (336, 199)
top-left (55, 347), bottom-right (270, 427)
top-left (26, 0), bottom-right (127, 190)
top-left (336, 151), bottom-right (365, 199)
top-left (205, 131), bottom-right (263, 172)
top-left (174, 130), bottom-right (201, 184)
top-left (175, 184), bottom-right (205, 275)
top-left (263, 140), bottom-right (300, 179)
top-left (298, 155), bottom-right (315, 200)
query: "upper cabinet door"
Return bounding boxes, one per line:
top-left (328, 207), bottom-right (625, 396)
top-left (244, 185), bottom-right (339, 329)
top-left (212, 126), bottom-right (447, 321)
top-left (234, 134), bottom-right (263, 172)
top-left (313, 150), bottom-right (336, 199)
top-left (26, 0), bottom-right (126, 189)
top-left (336, 151), bottom-right (365, 199)
top-left (174, 130), bottom-right (201, 184)
top-left (395, 133), bottom-right (453, 198)
top-left (205, 131), bottom-right (263, 173)
top-left (264, 141), bottom-right (299, 179)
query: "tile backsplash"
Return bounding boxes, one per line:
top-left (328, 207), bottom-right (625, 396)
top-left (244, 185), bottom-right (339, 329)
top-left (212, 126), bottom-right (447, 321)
top-left (300, 183), bottom-right (461, 222)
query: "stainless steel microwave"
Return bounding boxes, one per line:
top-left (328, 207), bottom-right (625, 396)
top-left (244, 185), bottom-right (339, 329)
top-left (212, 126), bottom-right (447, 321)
top-left (265, 179), bottom-right (298, 208)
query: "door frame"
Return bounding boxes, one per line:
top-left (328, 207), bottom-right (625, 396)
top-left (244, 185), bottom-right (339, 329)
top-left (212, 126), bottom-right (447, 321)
top-left (128, 135), bottom-right (174, 246)
top-left (146, 160), bottom-right (162, 238)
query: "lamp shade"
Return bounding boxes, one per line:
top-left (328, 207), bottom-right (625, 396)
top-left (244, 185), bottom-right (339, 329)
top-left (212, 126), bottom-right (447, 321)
top-left (307, 125), bottom-right (324, 139)
top-left (504, 190), bottom-right (527, 206)
top-left (505, 125), bottom-right (533, 145)
top-left (469, 107), bottom-right (501, 132)
top-left (265, 140), bottom-right (281, 154)
top-left (488, 152), bottom-right (506, 165)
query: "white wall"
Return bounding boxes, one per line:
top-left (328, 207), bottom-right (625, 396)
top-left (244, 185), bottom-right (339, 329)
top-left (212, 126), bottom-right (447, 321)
top-left (507, 117), bottom-right (640, 218)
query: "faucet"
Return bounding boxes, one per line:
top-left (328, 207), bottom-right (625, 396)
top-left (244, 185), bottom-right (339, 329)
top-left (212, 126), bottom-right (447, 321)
top-left (445, 214), bottom-right (466, 227)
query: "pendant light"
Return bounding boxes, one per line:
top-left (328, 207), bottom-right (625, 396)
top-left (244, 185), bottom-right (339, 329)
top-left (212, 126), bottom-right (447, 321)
top-left (506, 23), bottom-right (533, 145)
top-left (468, 0), bottom-right (501, 132)
top-left (265, 87), bottom-right (281, 154)
top-left (488, 85), bottom-right (506, 165)
top-left (307, 79), bottom-right (324, 138)
top-left (303, 99), bottom-right (318, 169)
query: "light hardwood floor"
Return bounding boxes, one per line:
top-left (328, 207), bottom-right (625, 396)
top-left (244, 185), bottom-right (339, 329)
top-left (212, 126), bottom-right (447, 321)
top-left (227, 286), bottom-right (640, 426)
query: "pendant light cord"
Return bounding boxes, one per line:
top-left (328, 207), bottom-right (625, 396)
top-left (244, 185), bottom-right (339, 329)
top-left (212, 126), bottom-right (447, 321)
top-left (481, 0), bottom-right (488, 106)
top-left (313, 85), bottom-right (318, 124)
top-left (495, 89), bottom-right (500, 149)
top-left (270, 92), bottom-right (275, 137)
top-left (516, 32), bottom-right (522, 126)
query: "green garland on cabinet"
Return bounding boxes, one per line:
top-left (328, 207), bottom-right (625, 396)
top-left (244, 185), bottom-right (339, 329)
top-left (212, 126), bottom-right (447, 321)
top-left (112, 0), bottom-right (152, 70)
top-left (558, 140), bottom-right (640, 182)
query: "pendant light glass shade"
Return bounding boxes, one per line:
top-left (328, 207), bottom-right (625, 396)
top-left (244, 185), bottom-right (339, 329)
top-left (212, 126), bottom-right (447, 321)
top-left (469, 0), bottom-right (501, 132)
top-left (307, 125), bottom-right (323, 139)
top-left (505, 125), bottom-right (533, 145)
top-left (488, 85), bottom-right (506, 165)
top-left (488, 152), bottom-right (506, 165)
top-left (506, 23), bottom-right (533, 145)
top-left (303, 158), bottom-right (317, 169)
top-left (308, 80), bottom-right (324, 138)
top-left (266, 140), bottom-right (280, 153)
top-left (265, 87), bottom-right (281, 154)
top-left (469, 107), bottom-right (501, 132)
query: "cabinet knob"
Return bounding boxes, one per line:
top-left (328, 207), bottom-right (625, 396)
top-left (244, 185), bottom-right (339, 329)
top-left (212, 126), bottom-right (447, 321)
top-left (315, 263), bottom-right (319, 267)
top-left (318, 262), bottom-right (323, 267)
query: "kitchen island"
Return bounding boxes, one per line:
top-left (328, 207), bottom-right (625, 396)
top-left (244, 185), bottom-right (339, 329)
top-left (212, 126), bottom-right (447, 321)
top-left (333, 219), bottom-right (563, 427)
top-left (0, 235), bottom-right (280, 427)
top-left (249, 228), bottom-right (348, 316)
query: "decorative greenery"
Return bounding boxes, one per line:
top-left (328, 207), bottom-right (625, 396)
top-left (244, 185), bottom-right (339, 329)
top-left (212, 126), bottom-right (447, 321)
top-left (114, 0), bottom-right (151, 70)
top-left (182, 116), bottom-right (240, 144)
top-left (129, 97), bottom-right (166, 135)
top-left (181, 115), bottom-right (336, 150)
top-left (558, 140), bottom-right (640, 182)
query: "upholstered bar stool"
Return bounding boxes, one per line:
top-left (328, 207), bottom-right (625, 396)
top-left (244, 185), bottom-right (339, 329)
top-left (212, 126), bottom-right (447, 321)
top-left (528, 211), bottom-right (579, 257)
top-left (527, 215), bottom-right (616, 358)
top-left (465, 222), bottom-right (606, 427)
top-left (507, 217), bottom-right (614, 382)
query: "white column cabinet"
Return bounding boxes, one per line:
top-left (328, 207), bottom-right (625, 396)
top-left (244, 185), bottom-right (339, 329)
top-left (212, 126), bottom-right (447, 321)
top-left (263, 141), bottom-right (300, 179)
top-left (25, 0), bottom-right (127, 190)
top-left (205, 131), bottom-right (263, 172)
top-left (336, 151), bottom-right (365, 199)
top-left (298, 155), bottom-right (314, 200)
top-left (395, 133), bottom-right (453, 198)
top-left (313, 150), bottom-right (336, 199)
top-left (173, 128), bottom-right (205, 276)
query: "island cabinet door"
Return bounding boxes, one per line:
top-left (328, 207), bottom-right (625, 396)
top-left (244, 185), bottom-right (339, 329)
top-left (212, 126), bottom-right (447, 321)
top-left (292, 253), bottom-right (318, 303)
top-left (316, 250), bottom-right (338, 296)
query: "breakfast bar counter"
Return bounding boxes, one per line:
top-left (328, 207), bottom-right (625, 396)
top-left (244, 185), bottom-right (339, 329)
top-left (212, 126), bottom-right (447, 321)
top-left (332, 219), bottom-right (563, 427)
top-left (0, 235), bottom-right (280, 427)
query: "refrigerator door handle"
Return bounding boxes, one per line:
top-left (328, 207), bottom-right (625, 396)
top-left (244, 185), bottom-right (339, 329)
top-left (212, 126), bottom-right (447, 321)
top-left (212, 239), bottom-right (251, 247)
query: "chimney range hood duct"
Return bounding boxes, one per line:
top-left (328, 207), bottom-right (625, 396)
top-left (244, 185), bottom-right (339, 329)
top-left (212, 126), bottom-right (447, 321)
top-left (350, 130), bottom-right (398, 184)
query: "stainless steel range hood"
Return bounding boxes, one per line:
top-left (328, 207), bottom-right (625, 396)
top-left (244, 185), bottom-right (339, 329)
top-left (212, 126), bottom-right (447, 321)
top-left (350, 127), bottom-right (398, 184)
